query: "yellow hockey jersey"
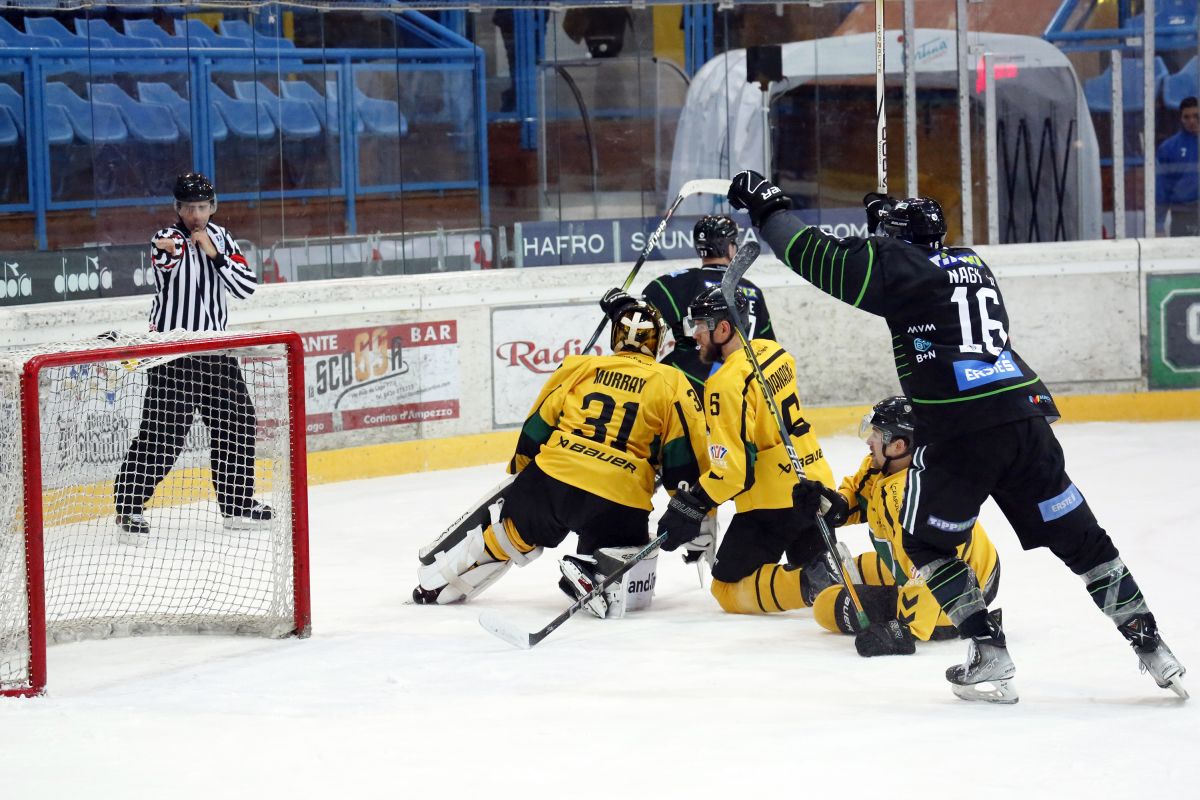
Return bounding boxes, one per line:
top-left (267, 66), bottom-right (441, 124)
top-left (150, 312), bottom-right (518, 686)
top-left (509, 351), bottom-right (708, 510)
top-left (837, 454), bottom-right (1000, 640)
top-left (699, 340), bottom-right (832, 512)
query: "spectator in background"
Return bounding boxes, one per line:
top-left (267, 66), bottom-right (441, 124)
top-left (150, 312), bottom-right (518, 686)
top-left (562, 8), bottom-right (633, 59)
top-left (1156, 96), bottom-right (1199, 237)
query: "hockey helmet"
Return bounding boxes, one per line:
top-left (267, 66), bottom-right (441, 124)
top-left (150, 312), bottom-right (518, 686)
top-left (882, 197), bottom-right (946, 248)
top-left (686, 284), bottom-right (749, 332)
top-left (693, 214), bottom-right (739, 259)
top-left (611, 301), bottom-right (667, 358)
top-left (174, 173), bottom-right (216, 206)
top-left (858, 395), bottom-right (916, 447)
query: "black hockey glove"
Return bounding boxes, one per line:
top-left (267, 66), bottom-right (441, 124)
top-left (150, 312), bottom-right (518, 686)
top-left (727, 170), bottom-right (793, 228)
top-left (792, 479), bottom-right (850, 527)
top-left (657, 485), bottom-right (714, 552)
top-left (600, 287), bottom-right (638, 319)
top-left (855, 618), bottom-right (916, 657)
top-left (863, 191), bottom-right (897, 233)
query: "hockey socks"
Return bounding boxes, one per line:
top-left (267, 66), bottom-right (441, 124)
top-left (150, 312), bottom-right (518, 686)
top-left (712, 564), bottom-right (805, 614)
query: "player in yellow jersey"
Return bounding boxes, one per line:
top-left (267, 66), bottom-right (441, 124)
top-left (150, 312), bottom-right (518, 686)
top-left (795, 396), bottom-right (1001, 656)
top-left (414, 299), bottom-right (708, 618)
top-left (656, 285), bottom-right (841, 615)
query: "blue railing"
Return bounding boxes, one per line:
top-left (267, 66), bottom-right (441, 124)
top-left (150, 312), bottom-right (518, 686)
top-left (0, 40), bottom-right (488, 249)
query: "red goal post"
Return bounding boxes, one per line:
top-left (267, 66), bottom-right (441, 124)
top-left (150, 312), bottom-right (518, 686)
top-left (1, 330), bottom-right (311, 697)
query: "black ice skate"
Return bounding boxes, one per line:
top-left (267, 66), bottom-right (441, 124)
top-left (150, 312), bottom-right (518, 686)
top-left (223, 501), bottom-right (274, 530)
top-left (1120, 613), bottom-right (1188, 700)
top-left (946, 609), bottom-right (1018, 704)
top-left (115, 512), bottom-right (150, 546)
top-left (412, 585), bottom-right (443, 605)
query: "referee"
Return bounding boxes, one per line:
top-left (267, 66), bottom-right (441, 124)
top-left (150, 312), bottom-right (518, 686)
top-left (114, 173), bottom-right (273, 540)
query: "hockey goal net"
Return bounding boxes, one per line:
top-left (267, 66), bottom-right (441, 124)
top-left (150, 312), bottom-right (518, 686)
top-left (0, 330), bottom-right (311, 697)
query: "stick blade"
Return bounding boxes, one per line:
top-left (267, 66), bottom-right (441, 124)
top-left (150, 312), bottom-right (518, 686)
top-left (678, 178), bottom-right (732, 198)
top-left (478, 610), bottom-right (533, 650)
top-left (719, 241), bottom-right (761, 334)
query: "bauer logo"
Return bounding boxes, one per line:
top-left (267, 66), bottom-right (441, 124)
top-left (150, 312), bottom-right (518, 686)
top-left (953, 350), bottom-right (1021, 391)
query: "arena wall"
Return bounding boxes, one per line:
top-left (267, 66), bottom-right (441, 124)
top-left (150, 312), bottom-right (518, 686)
top-left (2, 236), bottom-right (1196, 483)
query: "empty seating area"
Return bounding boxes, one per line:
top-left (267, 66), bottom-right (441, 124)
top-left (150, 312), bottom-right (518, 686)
top-left (1083, 56), bottom-right (1197, 113)
top-left (0, 8), bottom-right (480, 248)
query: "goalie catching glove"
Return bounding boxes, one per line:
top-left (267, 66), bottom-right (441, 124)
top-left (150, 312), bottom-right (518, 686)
top-left (657, 484), bottom-right (714, 552)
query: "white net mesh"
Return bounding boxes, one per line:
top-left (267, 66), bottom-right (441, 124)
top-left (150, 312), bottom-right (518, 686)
top-left (0, 330), bottom-right (304, 695)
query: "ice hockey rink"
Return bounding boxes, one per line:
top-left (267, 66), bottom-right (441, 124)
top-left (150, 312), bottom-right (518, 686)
top-left (3, 421), bottom-right (1196, 798)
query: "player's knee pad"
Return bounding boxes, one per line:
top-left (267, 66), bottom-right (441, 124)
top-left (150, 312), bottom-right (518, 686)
top-left (417, 519), bottom-right (540, 604)
top-left (812, 583), bottom-right (898, 634)
top-left (1081, 556), bottom-right (1149, 625)
top-left (711, 564), bottom-right (803, 614)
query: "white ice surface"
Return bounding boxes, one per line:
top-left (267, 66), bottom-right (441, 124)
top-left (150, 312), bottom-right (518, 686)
top-left (3, 422), bottom-right (1197, 798)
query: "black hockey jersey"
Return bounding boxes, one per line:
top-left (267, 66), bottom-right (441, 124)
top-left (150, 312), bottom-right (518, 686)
top-left (642, 265), bottom-right (774, 391)
top-left (759, 214), bottom-right (1058, 444)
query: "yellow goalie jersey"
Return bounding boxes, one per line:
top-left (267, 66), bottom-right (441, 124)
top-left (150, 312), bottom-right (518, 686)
top-left (699, 340), bottom-right (832, 512)
top-left (837, 455), bottom-right (1000, 640)
top-left (508, 351), bottom-right (707, 510)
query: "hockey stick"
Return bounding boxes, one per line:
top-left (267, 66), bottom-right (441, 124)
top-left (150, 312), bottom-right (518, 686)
top-left (478, 533), bottom-right (667, 650)
top-left (718, 244), bottom-right (871, 629)
top-left (874, 0), bottom-right (888, 194)
top-left (581, 178), bottom-right (732, 353)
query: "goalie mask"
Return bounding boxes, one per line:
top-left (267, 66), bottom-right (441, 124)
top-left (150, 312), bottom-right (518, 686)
top-left (611, 301), bottom-right (666, 358)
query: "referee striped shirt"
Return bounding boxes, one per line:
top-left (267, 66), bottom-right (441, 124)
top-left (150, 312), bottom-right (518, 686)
top-left (148, 221), bottom-right (256, 332)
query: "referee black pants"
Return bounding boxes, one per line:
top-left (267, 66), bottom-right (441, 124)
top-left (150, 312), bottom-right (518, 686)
top-left (114, 354), bottom-right (257, 518)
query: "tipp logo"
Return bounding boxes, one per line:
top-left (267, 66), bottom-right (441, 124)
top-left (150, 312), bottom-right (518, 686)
top-left (953, 350), bottom-right (1021, 391)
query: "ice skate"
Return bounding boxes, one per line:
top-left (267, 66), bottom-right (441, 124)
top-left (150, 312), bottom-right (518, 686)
top-left (558, 555), bottom-right (608, 619)
top-left (223, 501), bottom-right (274, 530)
top-left (1120, 613), bottom-right (1188, 700)
top-left (115, 512), bottom-right (150, 546)
top-left (946, 610), bottom-right (1018, 704)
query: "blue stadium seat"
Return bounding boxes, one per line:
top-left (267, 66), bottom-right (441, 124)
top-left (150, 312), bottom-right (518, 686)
top-left (219, 18), bottom-right (298, 51)
top-left (72, 19), bottom-right (169, 74)
top-left (176, 19), bottom-right (253, 49)
top-left (209, 84), bottom-right (276, 140)
top-left (137, 81), bottom-right (228, 141)
top-left (123, 19), bottom-right (179, 46)
top-left (1, 84), bottom-right (72, 144)
top-left (1163, 56), bottom-right (1199, 110)
top-left (280, 79), bottom-right (363, 135)
top-left (44, 82), bottom-right (128, 144)
top-left (0, 84), bottom-right (24, 134)
top-left (329, 80), bottom-right (409, 137)
top-left (1128, 1), bottom-right (1197, 52)
top-left (0, 106), bottom-right (19, 146)
top-left (90, 83), bottom-right (179, 144)
top-left (24, 17), bottom-right (119, 74)
top-left (0, 18), bottom-right (65, 73)
top-left (233, 80), bottom-right (321, 139)
top-left (1083, 56), bottom-right (1168, 113)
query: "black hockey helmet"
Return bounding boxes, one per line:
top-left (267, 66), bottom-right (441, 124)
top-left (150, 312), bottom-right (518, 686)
top-left (687, 284), bottom-right (749, 331)
top-left (858, 395), bottom-right (916, 447)
top-left (611, 301), bottom-right (666, 358)
top-left (882, 197), bottom-right (946, 248)
top-left (173, 173), bottom-right (216, 204)
top-left (693, 214), bottom-right (739, 259)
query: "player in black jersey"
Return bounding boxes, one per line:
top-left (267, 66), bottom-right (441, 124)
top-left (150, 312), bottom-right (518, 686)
top-left (641, 214), bottom-right (774, 393)
top-left (728, 170), bottom-right (1186, 703)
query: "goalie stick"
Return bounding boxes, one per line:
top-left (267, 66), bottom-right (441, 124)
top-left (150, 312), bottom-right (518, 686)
top-left (718, 243), bottom-right (870, 630)
top-left (582, 178), bottom-right (731, 353)
top-left (478, 533), bottom-right (668, 649)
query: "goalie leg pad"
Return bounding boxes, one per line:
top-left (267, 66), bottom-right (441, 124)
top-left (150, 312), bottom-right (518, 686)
top-left (419, 476), bottom-right (515, 566)
top-left (594, 545), bottom-right (658, 619)
top-left (416, 518), bottom-right (541, 604)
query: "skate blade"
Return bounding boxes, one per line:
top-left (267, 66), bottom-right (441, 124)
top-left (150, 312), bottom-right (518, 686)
top-left (951, 679), bottom-right (1019, 704)
top-left (115, 531), bottom-right (148, 547)
top-left (1164, 675), bottom-right (1190, 700)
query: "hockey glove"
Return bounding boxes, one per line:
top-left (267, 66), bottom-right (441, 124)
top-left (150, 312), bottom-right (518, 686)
top-left (727, 170), bottom-right (793, 228)
top-left (855, 618), bottom-right (916, 657)
top-left (599, 287), bottom-right (639, 320)
top-left (863, 191), bottom-right (897, 233)
top-left (657, 485), bottom-right (714, 552)
top-left (792, 479), bottom-right (850, 527)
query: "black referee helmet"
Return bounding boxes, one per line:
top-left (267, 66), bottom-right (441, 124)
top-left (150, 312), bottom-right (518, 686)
top-left (174, 173), bottom-right (216, 204)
